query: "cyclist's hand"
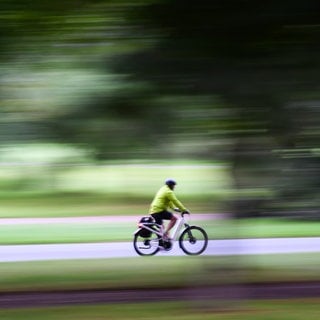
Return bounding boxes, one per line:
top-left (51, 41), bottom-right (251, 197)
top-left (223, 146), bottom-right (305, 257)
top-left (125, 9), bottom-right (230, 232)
top-left (174, 208), bottom-right (181, 212)
top-left (182, 210), bottom-right (190, 216)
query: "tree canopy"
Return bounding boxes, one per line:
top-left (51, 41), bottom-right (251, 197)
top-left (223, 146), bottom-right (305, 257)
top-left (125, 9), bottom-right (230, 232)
top-left (1, 0), bottom-right (319, 216)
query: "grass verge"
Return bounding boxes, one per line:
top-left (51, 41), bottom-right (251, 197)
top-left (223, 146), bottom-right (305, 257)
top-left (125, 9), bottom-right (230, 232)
top-left (0, 218), bottom-right (319, 245)
top-left (0, 299), bottom-right (319, 319)
top-left (0, 254), bottom-right (319, 293)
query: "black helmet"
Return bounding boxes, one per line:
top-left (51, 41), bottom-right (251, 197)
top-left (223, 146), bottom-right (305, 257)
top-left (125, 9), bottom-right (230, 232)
top-left (165, 178), bottom-right (177, 186)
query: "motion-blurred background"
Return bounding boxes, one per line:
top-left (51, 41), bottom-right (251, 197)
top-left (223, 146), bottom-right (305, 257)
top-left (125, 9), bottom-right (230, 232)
top-left (1, 0), bottom-right (319, 217)
top-left (0, 0), bottom-right (319, 318)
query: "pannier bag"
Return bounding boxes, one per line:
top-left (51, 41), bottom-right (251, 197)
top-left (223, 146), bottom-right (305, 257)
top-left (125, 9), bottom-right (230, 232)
top-left (138, 216), bottom-right (154, 238)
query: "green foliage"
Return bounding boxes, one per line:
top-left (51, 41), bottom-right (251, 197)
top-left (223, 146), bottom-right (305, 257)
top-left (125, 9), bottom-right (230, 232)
top-left (1, 0), bottom-right (319, 216)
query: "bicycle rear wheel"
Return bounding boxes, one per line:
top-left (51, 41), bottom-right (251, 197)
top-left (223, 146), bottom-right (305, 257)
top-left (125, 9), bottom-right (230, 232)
top-left (133, 229), bottom-right (160, 256)
top-left (179, 226), bottom-right (208, 255)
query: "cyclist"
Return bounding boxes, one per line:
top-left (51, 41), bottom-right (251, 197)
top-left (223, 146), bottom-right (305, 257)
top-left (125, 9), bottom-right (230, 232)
top-left (149, 179), bottom-right (189, 240)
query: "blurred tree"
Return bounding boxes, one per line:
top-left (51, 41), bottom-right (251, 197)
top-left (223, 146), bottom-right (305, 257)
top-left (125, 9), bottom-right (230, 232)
top-left (1, 0), bottom-right (319, 216)
top-left (1, 0), bottom-right (149, 150)
top-left (105, 0), bottom-right (320, 216)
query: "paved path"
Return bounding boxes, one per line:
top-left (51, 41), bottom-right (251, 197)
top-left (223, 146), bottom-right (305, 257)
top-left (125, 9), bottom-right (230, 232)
top-left (0, 237), bottom-right (319, 262)
top-left (0, 215), bottom-right (319, 308)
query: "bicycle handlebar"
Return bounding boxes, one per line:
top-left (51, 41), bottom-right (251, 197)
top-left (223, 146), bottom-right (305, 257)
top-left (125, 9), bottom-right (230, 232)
top-left (173, 208), bottom-right (190, 216)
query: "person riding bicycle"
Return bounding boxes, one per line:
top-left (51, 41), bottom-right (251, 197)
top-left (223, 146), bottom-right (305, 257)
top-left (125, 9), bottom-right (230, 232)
top-left (149, 179), bottom-right (189, 240)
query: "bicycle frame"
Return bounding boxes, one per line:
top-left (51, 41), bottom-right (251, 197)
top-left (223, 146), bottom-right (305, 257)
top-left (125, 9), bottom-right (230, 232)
top-left (134, 213), bottom-right (190, 242)
top-left (170, 215), bottom-right (189, 241)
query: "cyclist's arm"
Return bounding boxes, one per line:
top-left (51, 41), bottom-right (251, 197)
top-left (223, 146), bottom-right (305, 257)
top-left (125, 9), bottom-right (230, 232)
top-left (168, 201), bottom-right (180, 211)
top-left (167, 191), bottom-right (187, 212)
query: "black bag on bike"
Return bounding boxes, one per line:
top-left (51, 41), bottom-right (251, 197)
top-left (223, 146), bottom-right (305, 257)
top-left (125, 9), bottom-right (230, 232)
top-left (138, 216), bottom-right (154, 238)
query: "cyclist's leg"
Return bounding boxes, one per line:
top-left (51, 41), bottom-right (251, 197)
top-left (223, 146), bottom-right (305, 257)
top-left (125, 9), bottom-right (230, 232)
top-left (151, 210), bottom-right (177, 236)
top-left (151, 212), bottom-right (165, 246)
top-left (161, 211), bottom-right (177, 239)
top-left (151, 212), bottom-right (163, 227)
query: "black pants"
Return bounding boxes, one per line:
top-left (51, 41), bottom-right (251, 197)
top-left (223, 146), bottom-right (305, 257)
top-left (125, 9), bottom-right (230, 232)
top-left (151, 210), bottom-right (173, 225)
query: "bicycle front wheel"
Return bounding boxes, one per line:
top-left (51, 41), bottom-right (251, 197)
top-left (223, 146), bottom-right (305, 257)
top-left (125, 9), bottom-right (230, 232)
top-left (179, 226), bottom-right (208, 255)
top-left (133, 230), bottom-right (160, 256)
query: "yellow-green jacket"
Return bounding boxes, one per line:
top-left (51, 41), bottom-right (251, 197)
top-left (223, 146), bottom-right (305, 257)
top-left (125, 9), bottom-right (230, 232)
top-left (149, 185), bottom-right (187, 213)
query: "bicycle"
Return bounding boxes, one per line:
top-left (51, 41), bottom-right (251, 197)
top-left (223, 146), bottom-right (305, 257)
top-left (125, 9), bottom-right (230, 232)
top-left (133, 212), bottom-right (208, 256)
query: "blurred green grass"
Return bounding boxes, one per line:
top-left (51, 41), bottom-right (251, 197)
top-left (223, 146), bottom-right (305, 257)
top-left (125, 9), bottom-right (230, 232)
top-left (0, 160), bottom-right (231, 217)
top-left (0, 299), bottom-right (319, 320)
top-left (0, 254), bottom-right (319, 293)
top-left (0, 160), bottom-right (230, 197)
top-left (0, 192), bottom-right (219, 218)
top-left (0, 218), bottom-right (319, 245)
